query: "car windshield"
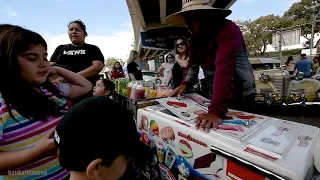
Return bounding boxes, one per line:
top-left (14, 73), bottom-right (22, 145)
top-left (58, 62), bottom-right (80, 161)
top-left (251, 63), bottom-right (280, 70)
top-left (142, 71), bottom-right (157, 77)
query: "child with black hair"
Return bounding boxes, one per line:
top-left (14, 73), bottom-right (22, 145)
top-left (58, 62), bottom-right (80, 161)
top-left (54, 96), bottom-right (153, 180)
top-left (93, 79), bottom-right (115, 97)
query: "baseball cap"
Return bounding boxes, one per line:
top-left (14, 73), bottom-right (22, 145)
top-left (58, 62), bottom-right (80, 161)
top-left (53, 96), bottom-right (153, 172)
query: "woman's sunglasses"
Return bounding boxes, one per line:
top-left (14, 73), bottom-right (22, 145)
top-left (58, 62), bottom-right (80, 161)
top-left (176, 42), bottom-right (187, 48)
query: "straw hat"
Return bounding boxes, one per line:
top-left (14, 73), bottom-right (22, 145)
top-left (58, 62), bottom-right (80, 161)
top-left (165, 0), bottom-right (232, 27)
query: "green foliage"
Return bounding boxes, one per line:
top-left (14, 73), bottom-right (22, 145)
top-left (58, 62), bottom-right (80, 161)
top-left (239, 0), bottom-right (319, 54)
top-left (240, 15), bottom-right (288, 56)
top-left (283, 0), bottom-right (320, 47)
top-left (105, 57), bottom-right (119, 66)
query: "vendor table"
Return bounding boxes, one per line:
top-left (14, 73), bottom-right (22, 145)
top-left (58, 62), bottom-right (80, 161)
top-left (136, 103), bottom-right (319, 180)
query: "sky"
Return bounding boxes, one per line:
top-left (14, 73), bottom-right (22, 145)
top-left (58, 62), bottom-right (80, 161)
top-left (0, 0), bottom-right (301, 60)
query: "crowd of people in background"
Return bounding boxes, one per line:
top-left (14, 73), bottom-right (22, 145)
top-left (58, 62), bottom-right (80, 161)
top-left (286, 54), bottom-right (320, 77)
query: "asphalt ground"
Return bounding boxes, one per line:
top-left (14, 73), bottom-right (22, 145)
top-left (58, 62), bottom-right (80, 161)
top-left (253, 105), bottom-right (320, 127)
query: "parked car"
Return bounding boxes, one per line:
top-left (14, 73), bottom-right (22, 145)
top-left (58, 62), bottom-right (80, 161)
top-left (142, 70), bottom-right (163, 85)
top-left (251, 58), bottom-right (320, 106)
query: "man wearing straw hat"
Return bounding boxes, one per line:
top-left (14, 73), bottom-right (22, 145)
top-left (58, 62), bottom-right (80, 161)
top-left (167, 0), bottom-right (256, 133)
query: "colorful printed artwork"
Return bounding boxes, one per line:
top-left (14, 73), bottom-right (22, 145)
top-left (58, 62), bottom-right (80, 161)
top-left (135, 102), bottom-right (287, 180)
top-left (136, 113), bottom-right (210, 180)
top-left (175, 156), bottom-right (191, 177)
top-left (139, 115), bottom-right (149, 132)
top-left (178, 139), bottom-right (193, 158)
top-left (159, 164), bottom-right (176, 180)
top-left (185, 93), bottom-right (211, 107)
top-left (157, 97), bottom-right (208, 121)
top-left (156, 141), bottom-right (165, 163)
top-left (150, 120), bottom-right (160, 137)
top-left (167, 101), bottom-right (187, 108)
top-left (160, 126), bottom-right (176, 147)
top-left (140, 132), bottom-right (149, 144)
top-left (214, 111), bottom-right (270, 140)
top-left (158, 96), bottom-right (271, 140)
top-left (165, 146), bottom-right (177, 169)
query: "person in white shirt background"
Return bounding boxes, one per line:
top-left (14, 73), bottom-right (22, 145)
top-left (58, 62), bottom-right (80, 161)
top-left (158, 53), bottom-right (175, 87)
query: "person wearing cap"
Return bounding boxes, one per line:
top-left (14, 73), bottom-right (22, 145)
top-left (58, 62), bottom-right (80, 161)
top-left (53, 96), bottom-right (152, 180)
top-left (167, 0), bottom-right (256, 132)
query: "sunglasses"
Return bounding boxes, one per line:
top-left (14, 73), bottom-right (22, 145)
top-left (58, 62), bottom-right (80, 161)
top-left (176, 42), bottom-right (187, 48)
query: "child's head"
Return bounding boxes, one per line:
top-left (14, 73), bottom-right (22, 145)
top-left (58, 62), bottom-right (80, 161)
top-left (165, 53), bottom-right (175, 63)
top-left (93, 79), bottom-right (115, 96)
top-left (0, 24), bottom-right (49, 86)
top-left (54, 96), bottom-right (152, 180)
top-left (0, 24), bottom-right (64, 120)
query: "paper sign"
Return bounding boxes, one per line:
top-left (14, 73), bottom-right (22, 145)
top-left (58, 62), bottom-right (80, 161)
top-left (157, 95), bottom-right (270, 140)
top-left (157, 97), bottom-right (207, 121)
top-left (248, 121), bottom-right (303, 154)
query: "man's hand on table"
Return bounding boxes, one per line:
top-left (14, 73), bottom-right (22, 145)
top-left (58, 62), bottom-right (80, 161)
top-left (195, 114), bottom-right (222, 133)
top-left (169, 84), bottom-right (187, 97)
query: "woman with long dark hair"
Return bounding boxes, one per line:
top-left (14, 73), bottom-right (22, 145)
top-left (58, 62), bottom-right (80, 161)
top-left (172, 36), bottom-right (190, 88)
top-left (285, 56), bottom-right (295, 75)
top-left (0, 24), bottom-right (91, 179)
top-left (111, 61), bottom-right (124, 80)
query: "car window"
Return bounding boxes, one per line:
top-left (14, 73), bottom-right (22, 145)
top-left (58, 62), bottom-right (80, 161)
top-left (142, 72), bottom-right (157, 77)
top-left (251, 63), bottom-right (279, 70)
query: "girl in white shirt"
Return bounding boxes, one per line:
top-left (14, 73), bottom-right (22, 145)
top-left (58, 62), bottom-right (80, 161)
top-left (158, 53), bottom-right (175, 87)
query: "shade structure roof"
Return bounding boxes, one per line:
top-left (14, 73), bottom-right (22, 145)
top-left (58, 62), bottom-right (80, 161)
top-left (126, 0), bottom-right (237, 61)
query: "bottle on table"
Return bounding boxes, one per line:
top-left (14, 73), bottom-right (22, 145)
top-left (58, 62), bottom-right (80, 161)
top-left (127, 81), bottom-right (133, 97)
top-left (135, 81), bottom-right (145, 100)
top-left (130, 81), bottom-right (138, 99)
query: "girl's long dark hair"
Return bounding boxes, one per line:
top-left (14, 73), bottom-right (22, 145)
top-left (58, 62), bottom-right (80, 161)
top-left (285, 56), bottom-right (294, 66)
top-left (112, 62), bottom-right (123, 72)
top-left (0, 24), bottom-right (66, 121)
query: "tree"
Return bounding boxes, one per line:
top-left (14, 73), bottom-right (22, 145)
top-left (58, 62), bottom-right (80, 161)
top-left (283, 0), bottom-right (320, 48)
top-left (239, 15), bottom-right (284, 56)
top-left (105, 57), bottom-right (119, 66)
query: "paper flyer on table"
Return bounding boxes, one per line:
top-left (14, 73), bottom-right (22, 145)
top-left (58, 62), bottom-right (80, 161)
top-left (156, 96), bottom-right (207, 121)
top-left (248, 120), bottom-right (304, 154)
top-left (157, 94), bottom-right (271, 140)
